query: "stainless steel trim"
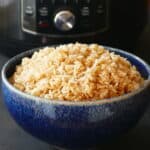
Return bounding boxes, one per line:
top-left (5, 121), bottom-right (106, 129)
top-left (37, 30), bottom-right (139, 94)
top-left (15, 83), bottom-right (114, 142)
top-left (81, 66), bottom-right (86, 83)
top-left (21, 0), bottom-right (36, 33)
top-left (22, 26), bottom-right (109, 38)
top-left (21, 0), bottom-right (24, 33)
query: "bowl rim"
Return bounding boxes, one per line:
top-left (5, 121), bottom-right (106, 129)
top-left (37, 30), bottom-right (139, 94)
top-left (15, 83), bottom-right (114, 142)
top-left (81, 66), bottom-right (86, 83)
top-left (1, 45), bottom-right (150, 106)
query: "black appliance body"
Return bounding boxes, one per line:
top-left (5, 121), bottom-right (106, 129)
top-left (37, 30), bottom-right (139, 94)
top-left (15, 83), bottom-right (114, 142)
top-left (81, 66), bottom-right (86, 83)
top-left (0, 0), bottom-right (148, 59)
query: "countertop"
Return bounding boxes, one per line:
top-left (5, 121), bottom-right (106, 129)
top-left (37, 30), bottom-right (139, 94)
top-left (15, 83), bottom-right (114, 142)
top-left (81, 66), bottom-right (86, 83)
top-left (0, 54), bottom-right (150, 150)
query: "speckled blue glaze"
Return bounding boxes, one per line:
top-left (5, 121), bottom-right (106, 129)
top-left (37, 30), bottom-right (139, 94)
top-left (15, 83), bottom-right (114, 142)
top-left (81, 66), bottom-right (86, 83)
top-left (1, 46), bottom-right (150, 149)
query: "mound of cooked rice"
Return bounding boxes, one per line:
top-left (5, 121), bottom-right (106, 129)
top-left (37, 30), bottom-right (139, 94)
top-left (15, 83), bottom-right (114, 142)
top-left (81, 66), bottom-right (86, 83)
top-left (10, 43), bottom-right (144, 101)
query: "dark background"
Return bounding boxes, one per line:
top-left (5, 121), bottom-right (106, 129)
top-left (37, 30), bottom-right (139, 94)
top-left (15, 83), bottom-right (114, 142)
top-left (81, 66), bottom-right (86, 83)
top-left (0, 0), bottom-right (149, 62)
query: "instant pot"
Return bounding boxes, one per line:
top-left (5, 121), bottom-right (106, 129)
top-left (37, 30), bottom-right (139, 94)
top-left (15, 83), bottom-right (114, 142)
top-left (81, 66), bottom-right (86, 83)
top-left (0, 0), bottom-right (149, 58)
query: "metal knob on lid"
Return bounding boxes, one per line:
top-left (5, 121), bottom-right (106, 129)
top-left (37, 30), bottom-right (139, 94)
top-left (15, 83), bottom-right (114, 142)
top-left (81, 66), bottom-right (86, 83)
top-left (54, 10), bottom-right (75, 31)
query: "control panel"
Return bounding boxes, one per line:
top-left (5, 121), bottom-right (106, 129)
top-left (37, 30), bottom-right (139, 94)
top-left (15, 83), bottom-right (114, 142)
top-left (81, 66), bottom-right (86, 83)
top-left (21, 0), bottom-right (110, 37)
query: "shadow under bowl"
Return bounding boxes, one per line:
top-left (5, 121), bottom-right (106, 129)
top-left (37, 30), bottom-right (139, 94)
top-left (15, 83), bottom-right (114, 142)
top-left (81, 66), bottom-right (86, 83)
top-left (1, 46), bottom-right (150, 149)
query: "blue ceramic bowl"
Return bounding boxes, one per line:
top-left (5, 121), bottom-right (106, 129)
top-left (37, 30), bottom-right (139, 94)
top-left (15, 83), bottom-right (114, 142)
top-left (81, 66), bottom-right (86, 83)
top-left (1, 46), bottom-right (150, 149)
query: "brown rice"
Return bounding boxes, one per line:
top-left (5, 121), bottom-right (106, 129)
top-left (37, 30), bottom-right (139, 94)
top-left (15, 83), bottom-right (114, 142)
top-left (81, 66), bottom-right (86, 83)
top-left (10, 43), bottom-right (144, 101)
